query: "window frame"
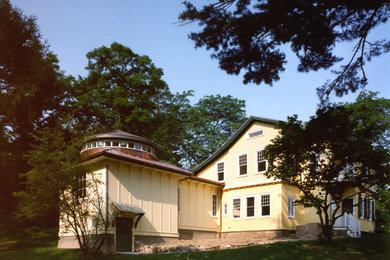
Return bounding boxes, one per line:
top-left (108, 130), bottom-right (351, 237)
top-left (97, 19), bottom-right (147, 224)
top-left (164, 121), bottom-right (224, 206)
top-left (216, 160), bottom-right (225, 182)
top-left (247, 128), bottom-right (264, 139)
top-left (223, 202), bottom-right (228, 216)
top-left (368, 199), bottom-right (373, 221)
top-left (259, 193), bottom-right (271, 217)
top-left (231, 197), bottom-right (242, 220)
top-left (237, 153), bottom-right (248, 177)
top-left (212, 194), bottom-right (218, 217)
top-left (288, 196), bottom-right (296, 218)
top-left (255, 149), bottom-right (267, 174)
top-left (245, 195), bottom-right (256, 219)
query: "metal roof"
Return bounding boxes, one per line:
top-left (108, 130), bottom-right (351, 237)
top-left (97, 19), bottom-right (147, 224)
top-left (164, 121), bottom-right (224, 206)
top-left (111, 202), bottom-right (145, 215)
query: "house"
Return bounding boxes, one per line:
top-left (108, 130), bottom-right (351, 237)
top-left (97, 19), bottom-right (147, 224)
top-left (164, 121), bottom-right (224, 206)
top-left (58, 117), bottom-right (375, 252)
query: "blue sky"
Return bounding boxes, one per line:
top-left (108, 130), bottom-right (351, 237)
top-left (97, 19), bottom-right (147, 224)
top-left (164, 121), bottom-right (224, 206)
top-left (11, 0), bottom-right (390, 121)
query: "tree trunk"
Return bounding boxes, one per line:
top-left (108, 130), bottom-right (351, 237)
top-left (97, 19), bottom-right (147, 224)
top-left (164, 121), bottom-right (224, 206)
top-left (320, 223), bottom-right (334, 243)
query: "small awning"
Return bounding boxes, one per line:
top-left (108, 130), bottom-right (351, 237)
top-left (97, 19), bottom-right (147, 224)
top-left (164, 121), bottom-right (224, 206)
top-left (111, 202), bottom-right (145, 228)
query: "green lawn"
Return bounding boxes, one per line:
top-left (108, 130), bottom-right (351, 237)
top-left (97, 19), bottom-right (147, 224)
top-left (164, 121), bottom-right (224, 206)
top-left (1, 231), bottom-right (389, 260)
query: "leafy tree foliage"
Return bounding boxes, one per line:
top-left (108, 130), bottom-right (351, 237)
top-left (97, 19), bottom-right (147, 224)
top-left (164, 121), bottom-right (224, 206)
top-left (0, 0), bottom-right (68, 227)
top-left (180, 94), bottom-right (246, 168)
top-left (14, 128), bottom-right (87, 227)
top-left (70, 42), bottom-right (192, 164)
top-left (179, 0), bottom-right (390, 101)
top-left (264, 92), bottom-right (390, 241)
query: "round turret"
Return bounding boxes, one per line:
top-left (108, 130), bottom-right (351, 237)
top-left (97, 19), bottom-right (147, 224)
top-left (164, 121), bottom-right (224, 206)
top-left (80, 130), bottom-right (158, 160)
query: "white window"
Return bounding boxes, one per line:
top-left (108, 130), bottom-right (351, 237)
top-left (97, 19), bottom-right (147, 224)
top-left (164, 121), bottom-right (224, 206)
top-left (238, 154), bottom-right (248, 176)
top-left (259, 193), bottom-right (271, 217)
top-left (223, 202), bottom-right (228, 216)
top-left (212, 194), bottom-right (218, 217)
top-left (288, 196), bottom-right (295, 218)
top-left (256, 150), bottom-right (267, 173)
top-left (232, 197), bottom-right (241, 219)
top-left (245, 195), bottom-right (256, 218)
top-left (216, 161), bottom-right (225, 182)
top-left (247, 128), bottom-right (264, 138)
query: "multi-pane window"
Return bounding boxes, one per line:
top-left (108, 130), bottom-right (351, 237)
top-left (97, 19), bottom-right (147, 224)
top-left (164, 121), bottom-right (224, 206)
top-left (239, 154), bottom-right (247, 175)
top-left (257, 150), bottom-right (267, 173)
top-left (76, 172), bottom-right (86, 199)
top-left (288, 196), bottom-right (295, 218)
top-left (232, 198), bottom-right (241, 219)
top-left (223, 203), bottom-right (228, 216)
top-left (248, 129), bottom-right (264, 138)
top-left (260, 194), bottom-right (271, 216)
top-left (246, 196), bottom-right (255, 218)
top-left (212, 194), bottom-right (218, 217)
top-left (217, 162), bottom-right (225, 181)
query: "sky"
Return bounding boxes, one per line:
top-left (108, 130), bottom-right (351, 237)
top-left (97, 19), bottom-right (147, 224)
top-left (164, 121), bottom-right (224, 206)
top-left (11, 0), bottom-right (390, 122)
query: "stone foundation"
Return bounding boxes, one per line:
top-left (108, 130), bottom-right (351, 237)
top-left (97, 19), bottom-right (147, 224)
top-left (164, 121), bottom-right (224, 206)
top-left (178, 229), bottom-right (218, 240)
top-left (221, 229), bottom-right (294, 240)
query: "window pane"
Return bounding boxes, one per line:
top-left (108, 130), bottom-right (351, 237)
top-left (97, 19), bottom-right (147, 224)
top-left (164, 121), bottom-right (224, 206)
top-left (261, 195), bottom-right (270, 216)
top-left (91, 142), bottom-right (96, 148)
top-left (128, 142), bottom-right (134, 148)
top-left (233, 199), bottom-right (240, 218)
top-left (112, 141), bottom-right (119, 146)
top-left (135, 143), bottom-right (141, 150)
top-left (224, 203), bottom-right (227, 215)
top-left (212, 195), bottom-right (217, 216)
top-left (98, 141), bottom-right (104, 147)
top-left (120, 141), bottom-right (127, 147)
top-left (217, 162), bottom-right (224, 181)
top-left (239, 155), bottom-right (247, 175)
top-left (105, 141), bottom-right (111, 146)
top-left (247, 197), bottom-right (255, 217)
top-left (258, 161), bottom-right (266, 172)
top-left (141, 145), bottom-right (147, 151)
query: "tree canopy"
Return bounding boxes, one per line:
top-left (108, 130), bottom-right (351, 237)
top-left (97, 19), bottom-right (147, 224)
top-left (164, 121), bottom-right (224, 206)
top-left (179, 94), bottom-right (246, 168)
top-left (179, 0), bottom-right (390, 101)
top-left (0, 0), bottom-right (69, 227)
top-left (264, 91), bottom-right (390, 241)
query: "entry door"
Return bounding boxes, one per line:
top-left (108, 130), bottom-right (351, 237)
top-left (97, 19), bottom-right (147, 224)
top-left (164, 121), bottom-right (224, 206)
top-left (116, 217), bottom-right (133, 252)
top-left (342, 198), bottom-right (353, 215)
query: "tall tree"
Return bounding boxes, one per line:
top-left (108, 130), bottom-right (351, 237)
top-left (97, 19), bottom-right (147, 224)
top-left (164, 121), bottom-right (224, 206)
top-left (264, 92), bottom-right (390, 241)
top-left (179, 0), bottom-right (390, 101)
top-left (70, 42), bottom-right (193, 164)
top-left (0, 0), bottom-right (68, 227)
top-left (180, 94), bottom-right (246, 168)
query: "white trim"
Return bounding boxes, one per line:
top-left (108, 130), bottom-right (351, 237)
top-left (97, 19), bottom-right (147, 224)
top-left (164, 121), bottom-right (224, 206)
top-left (247, 128), bottom-right (264, 139)
top-left (231, 196), bottom-right (242, 220)
top-left (223, 202), bottom-right (228, 216)
top-left (288, 196), bottom-right (295, 218)
top-left (259, 193), bottom-right (271, 217)
top-left (212, 194), bottom-right (218, 217)
top-left (237, 153), bottom-right (248, 177)
top-left (215, 160), bottom-right (225, 182)
top-left (255, 149), bottom-right (267, 174)
top-left (244, 195), bottom-right (256, 219)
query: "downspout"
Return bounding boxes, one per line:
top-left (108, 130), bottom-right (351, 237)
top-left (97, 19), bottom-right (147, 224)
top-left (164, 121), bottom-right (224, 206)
top-left (219, 187), bottom-right (223, 238)
top-left (105, 165), bottom-right (109, 233)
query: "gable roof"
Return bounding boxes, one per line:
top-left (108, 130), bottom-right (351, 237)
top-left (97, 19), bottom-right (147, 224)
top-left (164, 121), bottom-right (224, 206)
top-left (192, 116), bottom-right (280, 174)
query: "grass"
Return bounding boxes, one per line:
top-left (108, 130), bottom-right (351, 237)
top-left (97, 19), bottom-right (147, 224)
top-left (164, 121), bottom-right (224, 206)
top-left (0, 229), bottom-right (389, 260)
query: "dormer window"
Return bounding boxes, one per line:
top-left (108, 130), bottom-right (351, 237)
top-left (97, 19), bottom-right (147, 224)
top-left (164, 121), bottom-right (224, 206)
top-left (247, 128), bottom-right (264, 139)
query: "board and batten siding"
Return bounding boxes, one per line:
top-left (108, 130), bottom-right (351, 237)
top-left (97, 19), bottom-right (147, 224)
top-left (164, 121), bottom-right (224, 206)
top-left (107, 161), bottom-right (181, 238)
top-left (178, 180), bottom-right (219, 232)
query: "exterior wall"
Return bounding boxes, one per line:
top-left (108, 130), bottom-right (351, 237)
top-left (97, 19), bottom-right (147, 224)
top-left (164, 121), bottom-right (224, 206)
top-left (197, 121), bottom-right (279, 189)
top-left (178, 180), bottom-right (219, 232)
top-left (281, 184), bottom-right (318, 230)
top-left (58, 166), bottom-right (107, 238)
top-left (340, 187), bottom-right (375, 233)
top-left (220, 183), bottom-right (283, 232)
top-left (107, 159), bottom-right (181, 238)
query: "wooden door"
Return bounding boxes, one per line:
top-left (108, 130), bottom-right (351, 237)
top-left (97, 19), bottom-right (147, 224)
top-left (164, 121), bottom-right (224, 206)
top-left (116, 217), bottom-right (133, 252)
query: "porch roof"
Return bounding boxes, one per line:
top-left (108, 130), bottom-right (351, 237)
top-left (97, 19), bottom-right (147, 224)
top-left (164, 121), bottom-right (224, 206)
top-left (111, 202), bottom-right (145, 215)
